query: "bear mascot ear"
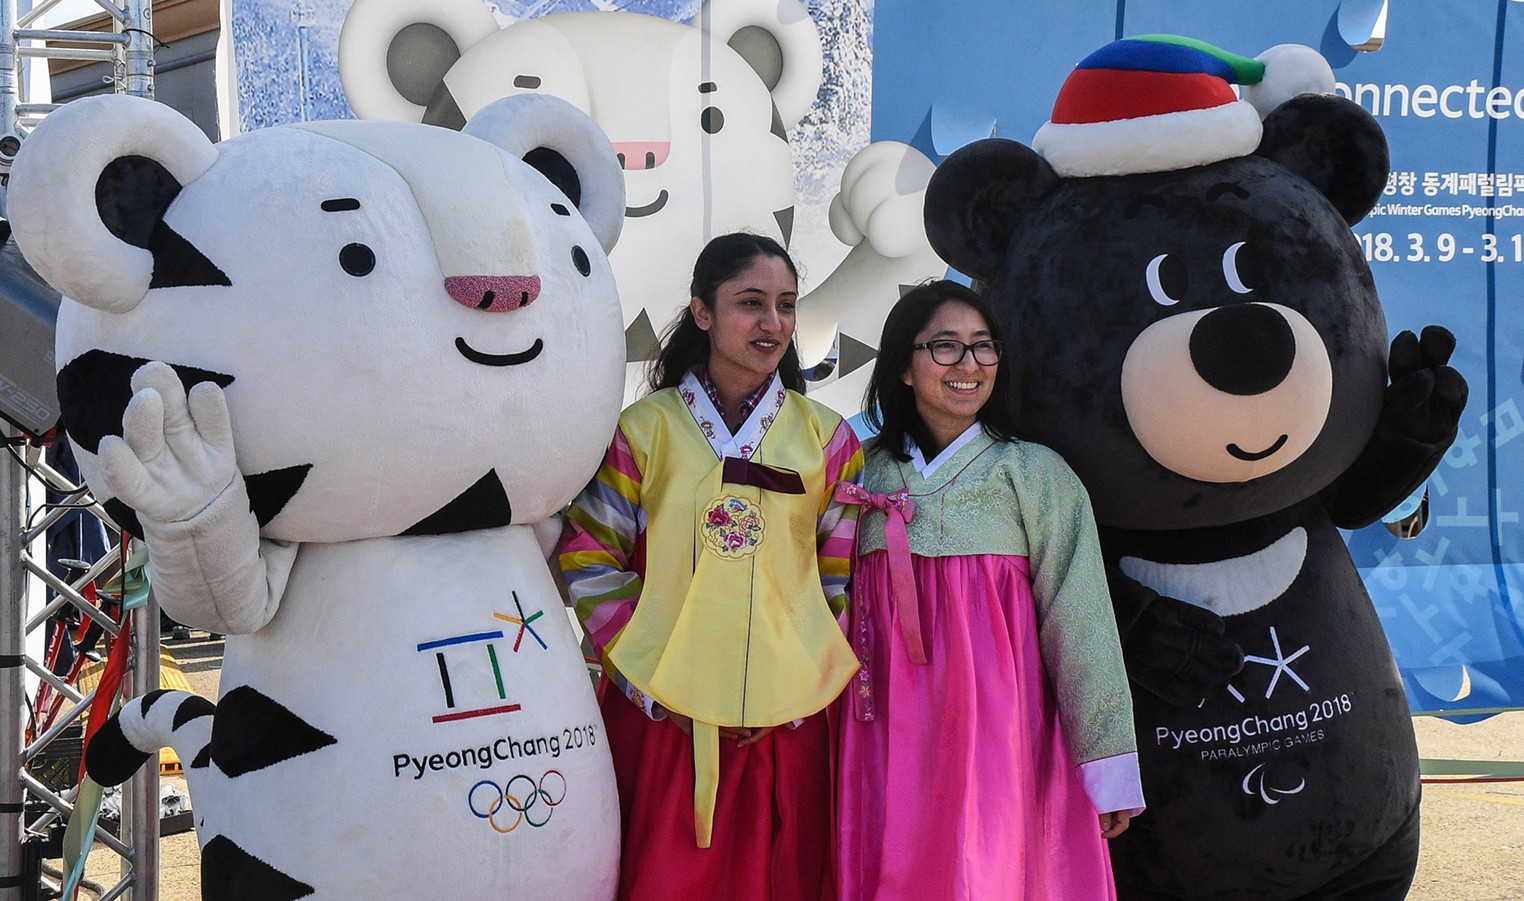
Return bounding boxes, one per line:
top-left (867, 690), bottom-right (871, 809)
top-left (7, 94), bottom-right (219, 313)
top-left (463, 93), bottom-right (626, 254)
top-left (338, 0), bottom-right (500, 123)
top-left (923, 138), bottom-right (1059, 283)
top-left (699, 0), bottom-right (823, 127)
top-left (1254, 93), bottom-right (1390, 226)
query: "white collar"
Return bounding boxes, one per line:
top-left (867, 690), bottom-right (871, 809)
top-left (906, 422), bottom-right (985, 477)
top-left (678, 369), bottom-right (786, 460)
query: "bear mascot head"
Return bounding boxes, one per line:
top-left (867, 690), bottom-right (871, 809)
top-left (925, 36), bottom-right (1466, 900)
top-left (9, 92), bottom-right (627, 899)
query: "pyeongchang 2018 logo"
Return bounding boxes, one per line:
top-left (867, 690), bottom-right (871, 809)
top-left (416, 592), bottom-right (550, 725)
top-left (468, 770), bottom-right (567, 834)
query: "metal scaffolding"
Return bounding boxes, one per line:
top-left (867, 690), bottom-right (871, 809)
top-left (2, 0), bottom-right (159, 898)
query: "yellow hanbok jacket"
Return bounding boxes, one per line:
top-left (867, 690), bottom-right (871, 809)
top-left (606, 383), bottom-right (858, 845)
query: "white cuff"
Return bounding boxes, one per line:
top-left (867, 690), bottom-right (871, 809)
top-left (1079, 751), bottom-right (1146, 816)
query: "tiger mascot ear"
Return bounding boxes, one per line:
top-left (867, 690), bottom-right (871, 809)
top-left (8, 94), bottom-right (220, 313)
top-left (698, 0), bottom-right (824, 127)
top-left (338, 0), bottom-right (499, 123)
top-left (463, 94), bottom-right (625, 254)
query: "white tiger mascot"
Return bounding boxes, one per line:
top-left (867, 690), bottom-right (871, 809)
top-left (338, 0), bottom-right (943, 412)
top-left (8, 92), bottom-right (626, 900)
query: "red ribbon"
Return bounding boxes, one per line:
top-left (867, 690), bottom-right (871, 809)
top-left (834, 483), bottom-right (925, 667)
top-left (78, 535), bottom-right (133, 785)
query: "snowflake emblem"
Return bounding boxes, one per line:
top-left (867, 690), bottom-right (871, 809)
top-left (1227, 626), bottom-right (1310, 702)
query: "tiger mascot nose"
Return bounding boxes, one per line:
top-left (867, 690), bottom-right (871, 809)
top-left (444, 275), bottom-right (543, 312)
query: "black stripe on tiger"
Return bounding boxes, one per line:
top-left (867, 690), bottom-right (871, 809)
top-left (202, 834), bottom-right (316, 901)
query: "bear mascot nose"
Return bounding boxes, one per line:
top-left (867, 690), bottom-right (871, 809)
top-left (444, 275), bottom-right (542, 312)
top-left (1188, 303), bottom-right (1297, 396)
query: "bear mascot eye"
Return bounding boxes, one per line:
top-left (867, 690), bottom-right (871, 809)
top-left (1145, 253), bottom-right (1188, 306)
top-left (340, 242), bottom-right (377, 277)
top-left (1223, 241), bottom-right (1262, 294)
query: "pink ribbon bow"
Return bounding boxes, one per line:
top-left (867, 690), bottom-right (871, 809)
top-left (834, 483), bottom-right (925, 670)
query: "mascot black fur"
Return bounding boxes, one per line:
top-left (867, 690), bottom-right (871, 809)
top-left (924, 36), bottom-right (1467, 901)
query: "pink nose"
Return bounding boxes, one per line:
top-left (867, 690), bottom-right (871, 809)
top-left (612, 142), bottom-right (671, 170)
top-left (444, 275), bottom-right (541, 312)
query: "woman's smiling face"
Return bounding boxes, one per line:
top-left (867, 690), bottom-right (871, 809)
top-left (691, 252), bottom-right (798, 392)
top-left (902, 300), bottom-right (998, 447)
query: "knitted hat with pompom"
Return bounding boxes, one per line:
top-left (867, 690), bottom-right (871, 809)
top-left (1032, 35), bottom-right (1334, 178)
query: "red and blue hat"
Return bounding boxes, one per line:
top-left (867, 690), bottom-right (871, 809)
top-left (1032, 36), bottom-right (1334, 178)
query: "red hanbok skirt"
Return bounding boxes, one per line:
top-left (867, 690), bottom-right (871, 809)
top-left (600, 679), bottom-right (835, 901)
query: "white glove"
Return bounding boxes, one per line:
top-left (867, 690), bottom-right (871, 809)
top-left (94, 362), bottom-right (292, 635)
top-left (97, 361), bottom-right (239, 524)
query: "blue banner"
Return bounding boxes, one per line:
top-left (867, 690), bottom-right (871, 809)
top-left (873, 0), bottom-right (1524, 717)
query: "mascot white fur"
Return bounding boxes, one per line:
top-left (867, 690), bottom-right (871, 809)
top-left (9, 92), bottom-right (626, 900)
top-left (337, 0), bottom-right (942, 412)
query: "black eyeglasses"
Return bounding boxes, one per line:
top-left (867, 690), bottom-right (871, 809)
top-left (911, 339), bottom-right (1003, 366)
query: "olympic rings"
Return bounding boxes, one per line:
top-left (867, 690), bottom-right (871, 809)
top-left (467, 770), bottom-right (567, 833)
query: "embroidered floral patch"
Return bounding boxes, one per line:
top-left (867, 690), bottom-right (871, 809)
top-left (700, 495), bottom-right (765, 559)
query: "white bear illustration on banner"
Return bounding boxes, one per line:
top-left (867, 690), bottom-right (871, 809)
top-left (338, 0), bottom-right (945, 412)
top-left (9, 92), bottom-right (626, 899)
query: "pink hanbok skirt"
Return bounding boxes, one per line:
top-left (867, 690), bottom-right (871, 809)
top-left (836, 552), bottom-right (1117, 900)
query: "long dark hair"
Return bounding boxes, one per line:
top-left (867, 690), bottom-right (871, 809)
top-left (862, 280), bottom-right (1020, 461)
top-left (646, 232), bottom-right (806, 395)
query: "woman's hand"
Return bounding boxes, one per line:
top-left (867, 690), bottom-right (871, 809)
top-left (1099, 810), bottom-right (1133, 840)
top-left (665, 712), bottom-right (774, 747)
top-left (733, 726), bottom-right (775, 747)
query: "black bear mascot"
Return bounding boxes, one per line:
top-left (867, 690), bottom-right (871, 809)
top-left (924, 36), bottom-right (1467, 901)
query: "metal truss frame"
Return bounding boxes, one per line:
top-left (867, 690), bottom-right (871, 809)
top-left (2, 0), bottom-right (159, 898)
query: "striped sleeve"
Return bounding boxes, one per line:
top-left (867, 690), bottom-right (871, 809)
top-left (817, 419), bottom-right (865, 617)
top-left (558, 425), bottom-right (645, 658)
